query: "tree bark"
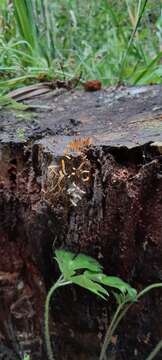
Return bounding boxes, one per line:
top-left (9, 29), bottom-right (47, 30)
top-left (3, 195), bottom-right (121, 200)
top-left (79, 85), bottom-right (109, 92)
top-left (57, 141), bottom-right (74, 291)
top-left (0, 85), bottom-right (162, 359)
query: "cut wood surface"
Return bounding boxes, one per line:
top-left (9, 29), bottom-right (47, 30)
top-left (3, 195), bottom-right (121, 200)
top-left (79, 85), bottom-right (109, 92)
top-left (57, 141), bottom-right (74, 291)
top-left (0, 86), bottom-right (162, 359)
top-left (1, 85), bottom-right (162, 146)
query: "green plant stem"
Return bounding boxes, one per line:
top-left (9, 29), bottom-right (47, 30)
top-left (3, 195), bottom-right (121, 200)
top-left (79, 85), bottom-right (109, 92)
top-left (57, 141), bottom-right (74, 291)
top-left (100, 283), bottom-right (162, 360)
top-left (145, 340), bottom-right (162, 360)
top-left (106, 303), bottom-right (130, 344)
top-left (44, 275), bottom-right (72, 360)
top-left (99, 302), bottom-right (124, 360)
top-left (137, 283), bottom-right (162, 299)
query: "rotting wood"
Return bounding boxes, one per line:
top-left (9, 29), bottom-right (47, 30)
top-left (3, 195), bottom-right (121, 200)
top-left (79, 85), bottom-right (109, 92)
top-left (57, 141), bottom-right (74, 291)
top-left (0, 86), bottom-right (162, 359)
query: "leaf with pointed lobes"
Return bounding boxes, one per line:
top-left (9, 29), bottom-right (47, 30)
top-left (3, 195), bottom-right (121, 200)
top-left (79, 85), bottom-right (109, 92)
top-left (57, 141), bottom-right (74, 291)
top-left (83, 272), bottom-right (137, 302)
top-left (54, 250), bottom-right (103, 281)
top-left (72, 272), bottom-right (109, 300)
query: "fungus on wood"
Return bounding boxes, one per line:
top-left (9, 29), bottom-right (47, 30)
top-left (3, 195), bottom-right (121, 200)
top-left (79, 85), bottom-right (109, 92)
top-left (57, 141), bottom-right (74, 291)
top-left (0, 85), bottom-right (162, 359)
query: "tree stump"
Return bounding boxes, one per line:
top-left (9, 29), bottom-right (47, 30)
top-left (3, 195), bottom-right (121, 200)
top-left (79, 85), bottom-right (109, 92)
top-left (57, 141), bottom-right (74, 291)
top-left (0, 85), bottom-right (162, 359)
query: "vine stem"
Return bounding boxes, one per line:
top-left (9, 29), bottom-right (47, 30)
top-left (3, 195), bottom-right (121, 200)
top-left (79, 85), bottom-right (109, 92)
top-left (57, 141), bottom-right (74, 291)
top-left (99, 302), bottom-right (124, 360)
top-left (137, 283), bottom-right (162, 299)
top-left (100, 283), bottom-right (162, 360)
top-left (44, 275), bottom-right (72, 360)
top-left (145, 340), bottom-right (162, 360)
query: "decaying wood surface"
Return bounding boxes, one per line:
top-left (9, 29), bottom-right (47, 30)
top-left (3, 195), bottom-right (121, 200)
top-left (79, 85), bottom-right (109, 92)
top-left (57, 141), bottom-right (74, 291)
top-left (0, 85), bottom-right (162, 359)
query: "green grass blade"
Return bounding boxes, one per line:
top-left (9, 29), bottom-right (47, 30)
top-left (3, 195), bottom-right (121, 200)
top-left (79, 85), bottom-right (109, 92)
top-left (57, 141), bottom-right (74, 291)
top-left (133, 51), bottom-right (162, 84)
top-left (13, 0), bottom-right (39, 53)
top-left (118, 0), bottom-right (149, 82)
top-left (104, 1), bottom-right (127, 45)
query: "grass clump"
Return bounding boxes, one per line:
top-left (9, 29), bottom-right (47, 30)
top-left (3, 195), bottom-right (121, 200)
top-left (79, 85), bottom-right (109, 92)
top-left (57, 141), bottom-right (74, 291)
top-left (0, 0), bottom-right (162, 94)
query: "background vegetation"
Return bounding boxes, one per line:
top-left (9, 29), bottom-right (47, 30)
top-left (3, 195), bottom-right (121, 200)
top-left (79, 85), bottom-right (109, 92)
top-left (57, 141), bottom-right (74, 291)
top-left (0, 0), bottom-right (162, 94)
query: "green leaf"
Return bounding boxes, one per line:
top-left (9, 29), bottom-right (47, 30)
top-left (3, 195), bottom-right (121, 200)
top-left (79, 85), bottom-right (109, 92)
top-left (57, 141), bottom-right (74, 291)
top-left (69, 253), bottom-right (103, 272)
top-left (54, 250), bottom-right (103, 281)
top-left (112, 291), bottom-right (124, 305)
top-left (83, 272), bottom-right (137, 302)
top-left (54, 250), bottom-right (137, 302)
top-left (55, 250), bottom-right (76, 279)
top-left (72, 272), bottom-right (109, 300)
